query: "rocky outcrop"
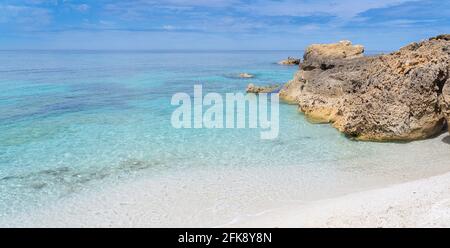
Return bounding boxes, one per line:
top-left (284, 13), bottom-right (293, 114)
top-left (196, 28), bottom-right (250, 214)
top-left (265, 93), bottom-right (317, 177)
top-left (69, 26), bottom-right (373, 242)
top-left (278, 57), bottom-right (301, 65)
top-left (280, 40), bottom-right (365, 104)
top-left (301, 40), bottom-right (364, 70)
top-left (280, 36), bottom-right (450, 141)
top-left (246, 83), bottom-right (280, 93)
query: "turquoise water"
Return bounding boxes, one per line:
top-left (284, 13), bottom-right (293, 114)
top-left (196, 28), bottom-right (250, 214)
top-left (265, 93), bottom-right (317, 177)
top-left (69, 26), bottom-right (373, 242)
top-left (2, 50), bottom-right (444, 223)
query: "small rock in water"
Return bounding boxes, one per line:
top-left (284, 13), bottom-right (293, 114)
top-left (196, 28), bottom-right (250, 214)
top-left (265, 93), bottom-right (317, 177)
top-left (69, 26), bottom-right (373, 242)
top-left (246, 83), bottom-right (280, 93)
top-left (239, 73), bottom-right (254, 78)
top-left (278, 57), bottom-right (301, 65)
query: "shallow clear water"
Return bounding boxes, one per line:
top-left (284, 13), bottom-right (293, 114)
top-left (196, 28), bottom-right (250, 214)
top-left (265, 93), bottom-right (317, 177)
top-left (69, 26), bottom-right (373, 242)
top-left (1, 50), bottom-right (450, 225)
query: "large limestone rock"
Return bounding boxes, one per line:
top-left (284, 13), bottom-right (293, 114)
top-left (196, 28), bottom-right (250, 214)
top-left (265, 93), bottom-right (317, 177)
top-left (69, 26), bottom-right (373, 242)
top-left (280, 36), bottom-right (450, 141)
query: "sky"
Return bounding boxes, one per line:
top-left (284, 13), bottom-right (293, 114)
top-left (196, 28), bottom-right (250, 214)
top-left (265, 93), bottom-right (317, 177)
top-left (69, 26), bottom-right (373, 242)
top-left (0, 0), bottom-right (449, 51)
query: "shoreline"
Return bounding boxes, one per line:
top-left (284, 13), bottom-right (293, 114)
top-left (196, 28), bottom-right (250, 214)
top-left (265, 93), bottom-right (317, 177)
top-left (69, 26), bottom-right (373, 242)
top-left (1, 132), bottom-right (450, 228)
top-left (229, 171), bottom-right (450, 228)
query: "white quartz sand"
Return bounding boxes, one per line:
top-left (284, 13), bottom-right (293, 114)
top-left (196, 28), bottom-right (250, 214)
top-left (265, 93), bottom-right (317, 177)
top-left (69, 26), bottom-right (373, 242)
top-left (229, 172), bottom-right (450, 227)
top-left (3, 169), bottom-right (450, 228)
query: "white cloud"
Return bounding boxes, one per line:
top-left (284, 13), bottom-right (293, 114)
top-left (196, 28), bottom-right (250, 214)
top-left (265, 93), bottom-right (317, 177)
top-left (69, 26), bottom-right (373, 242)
top-left (74, 4), bottom-right (90, 13)
top-left (162, 25), bottom-right (176, 30)
top-left (237, 0), bottom-right (419, 19)
top-left (0, 4), bottom-right (51, 26)
top-left (160, 0), bottom-right (237, 7)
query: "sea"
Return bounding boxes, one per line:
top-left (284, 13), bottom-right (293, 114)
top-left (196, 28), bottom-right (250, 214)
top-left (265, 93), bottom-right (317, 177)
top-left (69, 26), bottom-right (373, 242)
top-left (1, 50), bottom-right (450, 226)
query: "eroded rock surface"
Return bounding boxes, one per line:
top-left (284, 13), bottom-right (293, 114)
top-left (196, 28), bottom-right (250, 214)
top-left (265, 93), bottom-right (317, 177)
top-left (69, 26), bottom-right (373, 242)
top-left (246, 83), bottom-right (280, 93)
top-left (280, 36), bottom-right (450, 141)
top-left (301, 40), bottom-right (364, 70)
top-left (278, 57), bottom-right (301, 65)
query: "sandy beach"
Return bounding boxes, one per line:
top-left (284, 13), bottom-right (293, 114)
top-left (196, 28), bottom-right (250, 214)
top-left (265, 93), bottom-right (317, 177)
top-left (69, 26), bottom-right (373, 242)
top-left (4, 167), bottom-right (450, 228)
top-left (229, 171), bottom-right (450, 228)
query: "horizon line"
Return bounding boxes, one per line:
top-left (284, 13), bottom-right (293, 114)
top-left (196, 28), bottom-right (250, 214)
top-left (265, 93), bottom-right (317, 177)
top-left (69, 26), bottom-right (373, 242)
top-left (0, 48), bottom-right (390, 53)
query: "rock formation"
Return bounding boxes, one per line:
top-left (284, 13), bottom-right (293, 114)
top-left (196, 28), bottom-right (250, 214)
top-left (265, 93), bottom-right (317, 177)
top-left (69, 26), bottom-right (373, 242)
top-left (278, 57), bottom-right (301, 65)
top-left (280, 36), bottom-right (450, 141)
top-left (246, 83), bottom-right (280, 93)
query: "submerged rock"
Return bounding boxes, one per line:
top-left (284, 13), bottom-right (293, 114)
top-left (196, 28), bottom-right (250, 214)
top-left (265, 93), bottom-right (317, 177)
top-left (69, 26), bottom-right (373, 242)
top-left (278, 57), bottom-right (301, 65)
top-left (239, 73), bottom-right (254, 78)
top-left (280, 35), bottom-right (450, 141)
top-left (246, 83), bottom-right (280, 93)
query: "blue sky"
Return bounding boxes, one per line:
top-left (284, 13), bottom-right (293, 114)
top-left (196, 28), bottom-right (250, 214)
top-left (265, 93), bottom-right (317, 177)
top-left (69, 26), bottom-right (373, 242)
top-left (0, 0), bottom-right (449, 50)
